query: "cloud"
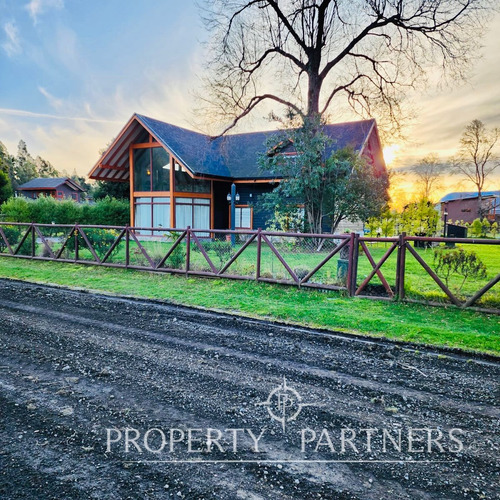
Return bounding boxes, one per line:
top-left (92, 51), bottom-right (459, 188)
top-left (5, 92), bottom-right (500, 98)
top-left (25, 0), bottom-right (64, 25)
top-left (2, 21), bottom-right (22, 57)
top-left (38, 87), bottom-right (64, 110)
top-left (0, 107), bottom-right (121, 124)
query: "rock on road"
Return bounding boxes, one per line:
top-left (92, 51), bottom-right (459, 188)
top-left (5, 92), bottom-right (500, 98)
top-left (0, 279), bottom-right (498, 499)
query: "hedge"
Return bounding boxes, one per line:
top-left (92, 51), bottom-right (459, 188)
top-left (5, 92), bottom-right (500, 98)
top-left (0, 196), bottom-right (129, 226)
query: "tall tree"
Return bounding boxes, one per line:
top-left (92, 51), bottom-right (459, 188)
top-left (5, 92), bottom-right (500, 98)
top-left (11, 140), bottom-right (37, 189)
top-left (411, 153), bottom-right (447, 201)
top-left (0, 171), bottom-right (12, 204)
top-left (35, 156), bottom-right (59, 178)
top-left (401, 198), bottom-right (440, 236)
top-left (201, 0), bottom-right (491, 135)
top-left (92, 180), bottom-right (130, 201)
top-left (453, 120), bottom-right (499, 216)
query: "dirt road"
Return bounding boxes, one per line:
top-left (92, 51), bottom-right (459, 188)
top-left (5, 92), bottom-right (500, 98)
top-left (0, 279), bottom-right (498, 499)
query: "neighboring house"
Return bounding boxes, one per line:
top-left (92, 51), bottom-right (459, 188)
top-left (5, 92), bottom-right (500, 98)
top-left (440, 191), bottom-right (500, 224)
top-left (88, 113), bottom-right (386, 232)
top-left (16, 177), bottom-right (85, 202)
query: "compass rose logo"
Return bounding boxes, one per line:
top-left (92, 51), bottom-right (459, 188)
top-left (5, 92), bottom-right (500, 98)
top-left (256, 377), bottom-right (315, 431)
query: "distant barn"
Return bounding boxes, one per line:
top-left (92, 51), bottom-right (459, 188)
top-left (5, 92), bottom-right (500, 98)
top-left (16, 177), bottom-right (85, 202)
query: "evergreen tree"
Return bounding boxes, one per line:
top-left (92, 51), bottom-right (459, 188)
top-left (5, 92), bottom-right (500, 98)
top-left (12, 140), bottom-right (37, 188)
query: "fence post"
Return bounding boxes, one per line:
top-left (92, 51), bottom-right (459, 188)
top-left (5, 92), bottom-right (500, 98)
top-left (125, 226), bottom-right (130, 268)
top-left (74, 224), bottom-right (79, 262)
top-left (395, 232), bottom-right (406, 300)
top-left (256, 228), bottom-right (262, 281)
top-left (350, 232), bottom-right (360, 296)
top-left (347, 232), bottom-right (356, 296)
top-left (31, 223), bottom-right (35, 258)
top-left (185, 226), bottom-right (191, 276)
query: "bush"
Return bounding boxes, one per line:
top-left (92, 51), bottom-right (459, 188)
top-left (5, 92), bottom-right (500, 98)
top-left (470, 218), bottom-right (483, 238)
top-left (165, 232), bottom-right (185, 269)
top-left (0, 195), bottom-right (129, 226)
top-left (0, 197), bottom-right (30, 222)
top-left (433, 247), bottom-right (487, 292)
top-left (194, 239), bottom-right (234, 268)
top-left (66, 228), bottom-right (121, 260)
top-left (0, 225), bottom-right (31, 255)
top-left (88, 196), bottom-right (129, 226)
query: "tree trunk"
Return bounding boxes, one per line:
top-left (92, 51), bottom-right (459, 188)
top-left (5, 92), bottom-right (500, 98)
top-left (307, 70), bottom-right (322, 119)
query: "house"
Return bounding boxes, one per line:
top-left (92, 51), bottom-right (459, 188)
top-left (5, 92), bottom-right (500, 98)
top-left (16, 177), bottom-right (85, 202)
top-left (440, 191), bottom-right (500, 224)
top-left (88, 114), bottom-right (386, 232)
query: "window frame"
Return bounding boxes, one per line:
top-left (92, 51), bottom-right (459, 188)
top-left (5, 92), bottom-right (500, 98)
top-left (229, 204), bottom-right (253, 230)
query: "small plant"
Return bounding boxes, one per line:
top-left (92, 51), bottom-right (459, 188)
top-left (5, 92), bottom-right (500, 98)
top-left (165, 232), bottom-right (185, 269)
top-left (434, 247), bottom-right (487, 292)
top-left (470, 218), bottom-right (483, 238)
top-left (194, 239), bottom-right (234, 268)
top-left (490, 222), bottom-right (498, 239)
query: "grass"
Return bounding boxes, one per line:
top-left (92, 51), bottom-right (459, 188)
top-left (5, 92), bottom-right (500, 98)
top-left (0, 256), bottom-right (498, 356)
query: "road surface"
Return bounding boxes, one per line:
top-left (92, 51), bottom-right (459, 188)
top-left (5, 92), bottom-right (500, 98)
top-left (0, 279), bottom-right (498, 499)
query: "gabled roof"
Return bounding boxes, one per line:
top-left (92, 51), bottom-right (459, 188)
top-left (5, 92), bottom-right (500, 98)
top-left (17, 177), bottom-right (85, 192)
top-left (440, 191), bottom-right (500, 202)
top-left (89, 113), bottom-right (382, 182)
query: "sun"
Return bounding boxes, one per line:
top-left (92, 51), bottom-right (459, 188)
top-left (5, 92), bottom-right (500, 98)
top-left (383, 144), bottom-right (401, 166)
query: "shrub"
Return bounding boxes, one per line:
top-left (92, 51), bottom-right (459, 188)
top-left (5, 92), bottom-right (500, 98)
top-left (0, 225), bottom-right (31, 255)
top-left (491, 222), bottom-right (498, 239)
top-left (470, 218), bottom-right (483, 238)
top-left (88, 196), bottom-right (129, 226)
top-left (0, 195), bottom-right (129, 226)
top-left (165, 232), bottom-right (185, 269)
top-left (433, 247), bottom-right (487, 292)
top-left (209, 240), bottom-right (234, 267)
top-left (0, 197), bottom-right (30, 222)
top-left (66, 228), bottom-right (121, 260)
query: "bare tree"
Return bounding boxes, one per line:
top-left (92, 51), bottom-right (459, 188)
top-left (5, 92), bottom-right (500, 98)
top-left (200, 0), bottom-right (493, 135)
top-left (453, 119), bottom-right (499, 216)
top-left (411, 153), bottom-right (448, 201)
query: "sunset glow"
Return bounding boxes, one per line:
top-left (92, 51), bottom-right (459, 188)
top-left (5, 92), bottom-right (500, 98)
top-left (383, 144), bottom-right (401, 167)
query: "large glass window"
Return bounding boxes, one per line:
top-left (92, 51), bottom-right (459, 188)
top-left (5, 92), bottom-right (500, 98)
top-left (133, 148), bottom-right (170, 192)
top-left (152, 149), bottom-right (170, 191)
top-left (134, 197), bottom-right (170, 234)
top-left (174, 164), bottom-right (210, 193)
top-left (133, 149), bottom-right (151, 192)
top-left (175, 197), bottom-right (210, 229)
top-left (153, 197), bottom-right (171, 228)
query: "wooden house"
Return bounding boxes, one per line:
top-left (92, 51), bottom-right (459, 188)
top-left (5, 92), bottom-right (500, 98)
top-left (88, 114), bottom-right (386, 232)
top-left (16, 177), bottom-right (85, 202)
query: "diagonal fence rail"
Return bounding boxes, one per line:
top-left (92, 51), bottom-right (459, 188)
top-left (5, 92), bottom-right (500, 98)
top-left (0, 222), bottom-right (498, 311)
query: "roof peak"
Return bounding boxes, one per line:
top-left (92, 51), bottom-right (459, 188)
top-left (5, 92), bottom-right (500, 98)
top-left (134, 113), bottom-right (376, 138)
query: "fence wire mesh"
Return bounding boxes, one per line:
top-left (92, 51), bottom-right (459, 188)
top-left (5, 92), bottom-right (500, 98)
top-left (0, 223), bottom-right (498, 310)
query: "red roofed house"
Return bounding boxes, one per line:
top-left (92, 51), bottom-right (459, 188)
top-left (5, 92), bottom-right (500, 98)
top-left (16, 177), bottom-right (85, 202)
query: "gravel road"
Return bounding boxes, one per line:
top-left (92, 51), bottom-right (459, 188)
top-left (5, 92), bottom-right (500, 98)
top-left (0, 278), bottom-right (498, 499)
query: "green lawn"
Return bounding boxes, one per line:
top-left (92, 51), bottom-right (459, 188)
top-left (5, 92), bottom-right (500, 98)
top-left (0, 256), bottom-right (498, 356)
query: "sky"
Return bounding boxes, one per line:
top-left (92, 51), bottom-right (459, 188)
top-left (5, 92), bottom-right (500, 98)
top-left (1, 0), bottom-right (499, 200)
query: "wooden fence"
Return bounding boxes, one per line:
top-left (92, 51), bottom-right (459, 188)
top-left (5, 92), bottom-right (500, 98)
top-left (0, 222), bottom-right (498, 311)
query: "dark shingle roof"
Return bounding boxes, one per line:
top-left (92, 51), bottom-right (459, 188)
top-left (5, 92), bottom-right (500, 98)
top-left (137, 114), bottom-right (376, 180)
top-left (17, 178), bottom-right (68, 189)
top-left (17, 177), bottom-right (84, 191)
